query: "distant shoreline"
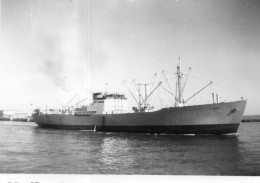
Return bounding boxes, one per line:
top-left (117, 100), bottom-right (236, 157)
top-left (242, 115), bottom-right (260, 122)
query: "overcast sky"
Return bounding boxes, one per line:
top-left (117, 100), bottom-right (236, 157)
top-left (1, 0), bottom-right (260, 114)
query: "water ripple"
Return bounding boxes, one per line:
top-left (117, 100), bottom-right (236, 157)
top-left (0, 122), bottom-right (260, 174)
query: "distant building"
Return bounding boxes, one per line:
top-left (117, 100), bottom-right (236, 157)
top-left (0, 110), bottom-right (32, 121)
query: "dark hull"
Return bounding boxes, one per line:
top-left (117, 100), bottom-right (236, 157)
top-left (34, 100), bottom-right (247, 135)
top-left (38, 123), bottom-right (239, 134)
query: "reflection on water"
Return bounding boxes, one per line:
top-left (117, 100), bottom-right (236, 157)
top-left (99, 136), bottom-right (135, 172)
top-left (0, 122), bottom-right (260, 175)
top-left (95, 133), bottom-right (243, 174)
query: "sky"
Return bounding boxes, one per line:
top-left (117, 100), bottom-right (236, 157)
top-left (0, 0), bottom-right (260, 114)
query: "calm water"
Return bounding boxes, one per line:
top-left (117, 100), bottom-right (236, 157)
top-left (0, 121), bottom-right (260, 175)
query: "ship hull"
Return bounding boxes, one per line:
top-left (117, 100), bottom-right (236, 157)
top-left (33, 100), bottom-right (247, 135)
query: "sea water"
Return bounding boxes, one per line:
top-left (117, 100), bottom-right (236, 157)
top-left (0, 121), bottom-right (259, 175)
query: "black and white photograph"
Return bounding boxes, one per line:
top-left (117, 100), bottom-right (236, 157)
top-left (0, 0), bottom-right (260, 182)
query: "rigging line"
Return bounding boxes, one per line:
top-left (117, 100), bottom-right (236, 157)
top-left (160, 76), bottom-right (176, 82)
top-left (140, 82), bottom-right (162, 106)
top-left (65, 94), bottom-right (78, 107)
top-left (154, 82), bottom-right (161, 107)
top-left (182, 67), bottom-right (191, 94)
top-left (175, 81), bottom-right (178, 102)
top-left (162, 70), bottom-right (175, 97)
top-left (160, 80), bottom-right (173, 85)
top-left (180, 67), bottom-right (191, 74)
top-left (149, 73), bottom-right (157, 94)
top-left (147, 73), bottom-right (157, 103)
top-left (154, 85), bottom-right (162, 109)
top-left (148, 73), bottom-right (157, 86)
top-left (123, 81), bottom-right (139, 106)
top-left (188, 75), bottom-right (212, 83)
top-left (75, 97), bottom-right (88, 106)
top-left (163, 70), bottom-right (176, 75)
top-left (162, 87), bottom-right (175, 107)
top-left (160, 85), bottom-right (176, 100)
top-left (185, 81), bottom-right (213, 103)
top-left (132, 80), bottom-right (145, 103)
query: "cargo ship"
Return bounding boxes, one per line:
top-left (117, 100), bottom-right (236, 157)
top-left (33, 61), bottom-right (247, 134)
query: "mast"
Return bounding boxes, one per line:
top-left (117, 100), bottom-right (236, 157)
top-left (137, 83), bottom-right (142, 112)
top-left (176, 57), bottom-right (183, 106)
top-left (144, 83), bottom-right (148, 109)
top-left (176, 58), bottom-right (212, 105)
top-left (162, 58), bottom-right (212, 107)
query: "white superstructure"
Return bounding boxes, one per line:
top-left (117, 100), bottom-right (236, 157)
top-left (75, 93), bottom-right (128, 115)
